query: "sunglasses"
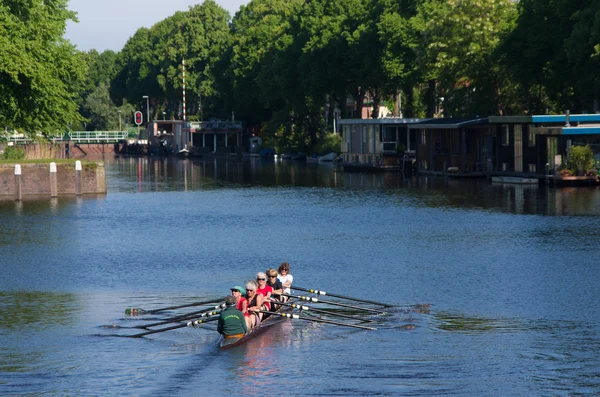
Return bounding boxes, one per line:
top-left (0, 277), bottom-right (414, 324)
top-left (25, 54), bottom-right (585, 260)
top-left (269, 275), bottom-right (277, 278)
top-left (257, 278), bottom-right (266, 281)
top-left (246, 289), bottom-right (255, 292)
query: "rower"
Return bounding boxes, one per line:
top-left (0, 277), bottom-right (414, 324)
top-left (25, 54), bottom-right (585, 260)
top-left (266, 268), bottom-right (283, 310)
top-left (245, 280), bottom-right (262, 326)
top-left (255, 272), bottom-right (273, 317)
top-left (231, 285), bottom-right (255, 330)
top-left (217, 296), bottom-right (247, 338)
top-left (277, 262), bottom-right (293, 302)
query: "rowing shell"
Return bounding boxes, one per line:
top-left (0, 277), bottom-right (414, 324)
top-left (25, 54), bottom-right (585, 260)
top-left (219, 299), bottom-right (294, 350)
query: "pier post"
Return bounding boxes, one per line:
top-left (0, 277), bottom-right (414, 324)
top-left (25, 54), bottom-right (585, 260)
top-left (14, 164), bottom-right (22, 201)
top-left (50, 162), bottom-right (58, 197)
top-left (75, 161), bottom-right (82, 196)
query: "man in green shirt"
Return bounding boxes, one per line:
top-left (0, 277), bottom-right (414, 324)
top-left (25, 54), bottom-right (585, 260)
top-left (217, 295), bottom-right (248, 336)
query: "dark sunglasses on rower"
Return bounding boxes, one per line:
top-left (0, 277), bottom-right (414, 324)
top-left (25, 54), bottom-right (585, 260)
top-left (257, 278), bottom-right (265, 281)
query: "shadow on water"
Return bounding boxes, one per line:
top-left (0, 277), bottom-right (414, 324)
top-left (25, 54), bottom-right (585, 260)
top-left (101, 155), bottom-right (600, 216)
top-left (0, 291), bottom-right (78, 330)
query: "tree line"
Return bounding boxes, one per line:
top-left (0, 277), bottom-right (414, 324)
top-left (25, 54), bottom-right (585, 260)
top-left (1, 0), bottom-right (600, 153)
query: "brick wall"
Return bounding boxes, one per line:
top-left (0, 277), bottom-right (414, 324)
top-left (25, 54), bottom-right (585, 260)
top-left (0, 162), bottom-right (106, 197)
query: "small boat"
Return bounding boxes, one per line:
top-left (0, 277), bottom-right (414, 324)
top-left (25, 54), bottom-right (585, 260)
top-left (175, 146), bottom-right (189, 158)
top-left (219, 299), bottom-right (294, 350)
top-left (318, 152), bottom-right (338, 162)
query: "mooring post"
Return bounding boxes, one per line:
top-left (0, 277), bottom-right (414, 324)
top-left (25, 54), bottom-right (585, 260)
top-left (75, 160), bottom-right (82, 196)
top-left (14, 164), bottom-right (22, 201)
top-left (50, 162), bottom-right (58, 197)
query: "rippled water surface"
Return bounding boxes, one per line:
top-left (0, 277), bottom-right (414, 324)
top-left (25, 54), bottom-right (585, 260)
top-left (2, 156), bottom-right (600, 396)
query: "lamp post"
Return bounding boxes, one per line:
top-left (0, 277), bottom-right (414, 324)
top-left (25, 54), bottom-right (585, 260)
top-left (118, 110), bottom-right (122, 131)
top-left (162, 111), bottom-right (166, 120)
top-left (142, 95), bottom-right (150, 126)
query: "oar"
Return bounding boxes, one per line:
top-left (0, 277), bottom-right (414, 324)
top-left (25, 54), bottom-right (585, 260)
top-left (258, 310), bottom-right (376, 330)
top-left (292, 286), bottom-right (393, 307)
top-left (269, 299), bottom-right (374, 322)
top-left (124, 298), bottom-right (225, 315)
top-left (135, 306), bottom-right (224, 329)
top-left (122, 316), bottom-right (219, 338)
top-left (283, 294), bottom-right (387, 315)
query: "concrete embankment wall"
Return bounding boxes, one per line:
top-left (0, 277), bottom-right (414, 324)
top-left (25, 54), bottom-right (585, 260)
top-left (0, 162), bottom-right (106, 197)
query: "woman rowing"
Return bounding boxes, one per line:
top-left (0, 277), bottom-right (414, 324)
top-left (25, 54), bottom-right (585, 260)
top-left (248, 274), bottom-right (272, 321)
top-left (255, 272), bottom-right (273, 312)
top-left (266, 268), bottom-right (283, 310)
top-left (277, 262), bottom-right (293, 301)
top-left (245, 280), bottom-right (262, 326)
top-left (231, 285), bottom-right (255, 330)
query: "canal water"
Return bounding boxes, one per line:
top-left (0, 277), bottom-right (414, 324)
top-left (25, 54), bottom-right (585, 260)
top-left (1, 156), bottom-right (600, 396)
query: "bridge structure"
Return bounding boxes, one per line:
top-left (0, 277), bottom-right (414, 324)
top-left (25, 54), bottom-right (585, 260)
top-left (7, 131), bottom-right (130, 144)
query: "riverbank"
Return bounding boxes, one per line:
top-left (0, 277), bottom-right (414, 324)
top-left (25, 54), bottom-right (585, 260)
top-left (0, 160), bottom-right (106, 198)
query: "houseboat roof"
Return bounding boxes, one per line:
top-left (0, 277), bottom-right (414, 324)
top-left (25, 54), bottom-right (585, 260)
top-left (489, 114), bottom-right (600, 124)
top-left (339, 118), bottom-right (430, 125)
top-left (562, 126), bottom-right (600, 135)
top-left (407, 117), bottom-right (488, 129)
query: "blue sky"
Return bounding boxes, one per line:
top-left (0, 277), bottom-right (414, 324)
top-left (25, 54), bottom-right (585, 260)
top-left (65, 0), bottom-right (247, 52)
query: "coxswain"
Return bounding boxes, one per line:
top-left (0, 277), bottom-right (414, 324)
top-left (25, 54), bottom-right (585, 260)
top-left (217, 295), bottom-right (247, 338)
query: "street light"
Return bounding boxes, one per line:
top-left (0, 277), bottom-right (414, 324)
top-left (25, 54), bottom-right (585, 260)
top-left (142, 95), bottom-right (150, 126)
top-left (118, 110), bottom-right (122, 131)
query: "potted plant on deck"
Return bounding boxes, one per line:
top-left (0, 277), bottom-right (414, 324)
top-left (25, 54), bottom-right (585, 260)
top-left (567, 145), bottom-right (595, 176)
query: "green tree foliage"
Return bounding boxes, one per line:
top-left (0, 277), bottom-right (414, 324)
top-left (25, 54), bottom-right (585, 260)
top-left (112, 0), bottom-right (231, 121)
top-left (377, 0), bottom-right (421, 117)
top-left (0, 0), bottom-right (86, 135)
top-left (568, 144), bottom-right (595, 173)
top-left (415, 0), bottom-right (518, 116)
top-left (502, 0), bottom-right (600, 113)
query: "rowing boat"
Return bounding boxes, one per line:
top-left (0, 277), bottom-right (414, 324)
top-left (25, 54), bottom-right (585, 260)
top-left (218, 299), bottom-right (294, 350)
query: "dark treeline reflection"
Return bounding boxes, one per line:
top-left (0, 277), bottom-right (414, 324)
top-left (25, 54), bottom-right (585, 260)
top-left (104, 156), bottom-right (600, 217)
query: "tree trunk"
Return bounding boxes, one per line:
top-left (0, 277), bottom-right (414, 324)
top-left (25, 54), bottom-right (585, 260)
top-left (354, 88), bottom-right (365, 119)
top-left (370, 89), bottom-right (380, 119)
top-left (425, 80), bottom-right (436, 118)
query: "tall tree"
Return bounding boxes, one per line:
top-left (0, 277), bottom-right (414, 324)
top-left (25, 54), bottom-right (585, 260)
top-left (415, 0), bottom-right (518, 116)
top-left (501, 0), bottom-right (600, 113)
top-left (111, 0), bottom-right (231, 121)
top-left (0, 0), bottom-right (86, 135)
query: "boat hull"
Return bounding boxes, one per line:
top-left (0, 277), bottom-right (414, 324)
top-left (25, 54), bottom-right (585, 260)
top-left (218, 302), bottom-right (293, 350)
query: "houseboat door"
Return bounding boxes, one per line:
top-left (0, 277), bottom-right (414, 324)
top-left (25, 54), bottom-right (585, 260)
top-left (514, 125), bottom-right (523, 172)
top-left (547, 136), bottom-right (558, 169)
top-left (481, 135), bottom-right (495, 171)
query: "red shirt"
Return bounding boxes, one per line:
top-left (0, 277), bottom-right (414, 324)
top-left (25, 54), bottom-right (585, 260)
top-left (256, 285), bottom-right (273, 310)
top-left (236, 297), bottom-right (248, 316)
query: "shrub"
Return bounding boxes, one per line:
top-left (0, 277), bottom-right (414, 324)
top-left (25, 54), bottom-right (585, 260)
top-left (567, 145), bottom-right (594, 172)
top-left (314, 133), bottom-right (342, 155)
top-left (1, 146), bottom-right (25, 160)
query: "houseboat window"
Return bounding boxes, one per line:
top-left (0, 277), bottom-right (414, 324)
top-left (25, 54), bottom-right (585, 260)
top-left (501, 125), bottom-right (509, 146)
top-left (502, 162), bottom-right (508, 171)
top-left (420, 130), bottom-right (426, 144)
top-left (527, 126), bottom-right (535, 147)
top-left (528, 164), bottom-right (536, 173)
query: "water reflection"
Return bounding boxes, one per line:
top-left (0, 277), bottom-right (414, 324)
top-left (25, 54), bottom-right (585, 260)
top-left (102, 156), bottom-right (600, 217)
top-left (0, 291), bottom-right (78, 330)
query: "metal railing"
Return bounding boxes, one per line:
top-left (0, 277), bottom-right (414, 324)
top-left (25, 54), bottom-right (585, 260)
top-left (5, 131), bottom-right (129, 143)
